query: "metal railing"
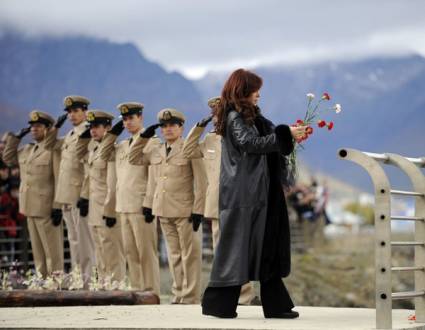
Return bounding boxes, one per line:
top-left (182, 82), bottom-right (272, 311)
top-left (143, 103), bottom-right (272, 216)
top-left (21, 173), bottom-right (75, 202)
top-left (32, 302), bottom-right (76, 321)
top-left (0, 219), bottom-right (73, 271)
top-left (339, 148), bottom-right (425, 329)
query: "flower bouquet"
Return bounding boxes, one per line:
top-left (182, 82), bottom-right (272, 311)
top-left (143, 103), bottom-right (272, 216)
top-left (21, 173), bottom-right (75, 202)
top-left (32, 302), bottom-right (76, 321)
top-left (287, 92), bottom-right (341, 181)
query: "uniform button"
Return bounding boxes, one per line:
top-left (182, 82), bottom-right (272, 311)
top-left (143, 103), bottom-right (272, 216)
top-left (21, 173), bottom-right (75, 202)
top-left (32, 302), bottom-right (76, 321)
top-left (164, 176), bottom-right (167, 179)
top-left (162, 190), bottom-right (166, 193)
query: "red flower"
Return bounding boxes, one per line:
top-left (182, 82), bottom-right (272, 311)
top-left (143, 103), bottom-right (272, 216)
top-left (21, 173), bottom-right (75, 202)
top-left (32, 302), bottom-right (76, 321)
top-left (327, 121), bottom-right (334, 130)
top-left (306, 126), bottom-right (313, 135)
top-left (322, 92), bottom-right (331, 100)
top-left (296, 119), bottom-right (304, 125)
top-left (317, 120), bottom-right (326, 128)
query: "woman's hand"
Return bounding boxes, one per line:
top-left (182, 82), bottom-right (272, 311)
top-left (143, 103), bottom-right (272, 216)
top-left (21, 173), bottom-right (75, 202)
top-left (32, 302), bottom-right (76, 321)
top-left (289, 125), bottom-right (307, 140)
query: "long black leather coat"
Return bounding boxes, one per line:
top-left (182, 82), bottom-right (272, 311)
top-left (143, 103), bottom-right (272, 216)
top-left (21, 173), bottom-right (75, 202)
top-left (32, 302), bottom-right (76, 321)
top-left (208, 109), bottom-right (294, 287)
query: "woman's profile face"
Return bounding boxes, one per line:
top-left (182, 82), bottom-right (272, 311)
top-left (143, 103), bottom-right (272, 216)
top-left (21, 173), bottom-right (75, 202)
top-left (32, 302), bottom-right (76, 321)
top-left (248, 90), bottom-right (260, 106)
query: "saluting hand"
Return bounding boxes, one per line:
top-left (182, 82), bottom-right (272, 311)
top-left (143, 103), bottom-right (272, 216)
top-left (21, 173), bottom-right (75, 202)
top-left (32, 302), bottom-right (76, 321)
top-left (79, 126), bottom-right (92, 139)
top-left (14, 127), bottom-right (31, 139)
top-left (142, 207), bottom-right (155, 223)
top-left (189, 213), bottom-right (203, 232)
top-left (197, 115), bottom-right (213, 128)
top-left (55, 114), bottom-right (68, 129)
top-left (140, 124), bottom-right (160, 139)
top-left (51, 208), bottom-right (63, 226)
top-left (103, 216), bottom-right (116, 228)
top-left (109, 120), bottom-right (124, 136)
top-left (77, 198), bottom-right (89, 217)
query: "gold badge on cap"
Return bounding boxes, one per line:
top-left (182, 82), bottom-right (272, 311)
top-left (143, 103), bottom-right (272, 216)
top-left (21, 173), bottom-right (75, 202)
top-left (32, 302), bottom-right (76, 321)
top-left (65, 97), bottom-right (73, 107)
top-left (120, 105), bottom-right (129, 114)
top-left (31, 112), bottom-right (40, 121)
top-left (163, 111), bottom-right (172, 121)
top-left (87, 112), bottom-right (95, 122)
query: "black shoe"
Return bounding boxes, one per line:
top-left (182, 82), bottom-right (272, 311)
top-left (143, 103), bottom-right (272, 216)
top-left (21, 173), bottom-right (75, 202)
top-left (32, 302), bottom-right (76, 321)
top-left (202, 285), bottom-right (240, 319)
top-left (203, 311), bottom-right (238, 318)
top-left (265, 310), bottom-right (299, 319)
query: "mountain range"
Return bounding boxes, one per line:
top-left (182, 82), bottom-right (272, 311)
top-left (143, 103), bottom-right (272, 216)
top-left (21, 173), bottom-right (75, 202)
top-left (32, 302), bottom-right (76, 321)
top-left (1, 33), bottom-right (423, 192)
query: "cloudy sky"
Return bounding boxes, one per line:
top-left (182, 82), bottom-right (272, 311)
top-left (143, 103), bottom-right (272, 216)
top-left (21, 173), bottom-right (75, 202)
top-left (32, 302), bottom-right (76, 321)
top-left (1, 0), bottom-right (424, 78)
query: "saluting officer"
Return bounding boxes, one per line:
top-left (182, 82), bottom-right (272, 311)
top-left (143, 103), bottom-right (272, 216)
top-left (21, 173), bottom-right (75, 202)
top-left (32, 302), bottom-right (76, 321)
top-left (183, 97), bottom-right (258, 305)
top-left (2, 111), bottom-right (63, 277)
top-left (97, 102), bottom-right (160, 296)
top-left (141, 108), bottom-right (207, 304)
top-left (84, 110), bottom-right (125, 283)
top-left (50, 95), bottom-right (95, 284)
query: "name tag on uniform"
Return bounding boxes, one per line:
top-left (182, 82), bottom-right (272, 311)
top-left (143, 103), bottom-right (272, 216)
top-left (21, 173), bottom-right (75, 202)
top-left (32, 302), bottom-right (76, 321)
top-left (207, 149), bottom-right (215, 153)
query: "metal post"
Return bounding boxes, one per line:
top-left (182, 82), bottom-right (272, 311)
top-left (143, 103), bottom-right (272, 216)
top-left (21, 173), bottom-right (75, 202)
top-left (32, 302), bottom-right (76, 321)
top-left (338, 148), bottom-right (393, 329)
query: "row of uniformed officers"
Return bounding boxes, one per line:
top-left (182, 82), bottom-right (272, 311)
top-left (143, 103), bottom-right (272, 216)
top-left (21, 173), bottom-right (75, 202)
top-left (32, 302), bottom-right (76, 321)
top-left (2, 95), bottom-right (256, 304)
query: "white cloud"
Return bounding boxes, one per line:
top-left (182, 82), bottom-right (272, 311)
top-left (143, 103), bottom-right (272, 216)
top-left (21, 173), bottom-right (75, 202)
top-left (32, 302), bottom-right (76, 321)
top-left (1, 0), bottom-right (424, 79)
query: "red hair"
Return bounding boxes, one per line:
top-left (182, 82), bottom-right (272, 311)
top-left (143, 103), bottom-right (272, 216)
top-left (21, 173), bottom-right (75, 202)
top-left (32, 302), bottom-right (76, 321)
top-left (216, 69), bottom-right (263, 136)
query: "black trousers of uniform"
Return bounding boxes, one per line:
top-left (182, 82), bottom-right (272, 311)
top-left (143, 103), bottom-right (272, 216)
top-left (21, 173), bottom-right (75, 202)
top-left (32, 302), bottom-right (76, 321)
top-left (202, 277), bottom-right (294, 318)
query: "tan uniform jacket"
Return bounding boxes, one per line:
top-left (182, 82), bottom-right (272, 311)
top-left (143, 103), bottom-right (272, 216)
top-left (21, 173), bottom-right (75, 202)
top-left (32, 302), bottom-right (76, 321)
top-left (53, 122), bottom-right (90, 206)
top-left (98, 130), bottom-right (158, 213)
top-left (84, 139), bottom-right (117, 226)
top-left (183, 126), bottom-right (221, 219)
top-left (140, 137), bottom-right (207, 218)
top-left (2, 134), bottom-right (62, 218)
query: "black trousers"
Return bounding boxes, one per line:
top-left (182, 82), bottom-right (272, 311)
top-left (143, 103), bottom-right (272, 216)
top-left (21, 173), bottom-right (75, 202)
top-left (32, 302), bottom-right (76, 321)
top-left (202, 277), bottom-right (294, 318)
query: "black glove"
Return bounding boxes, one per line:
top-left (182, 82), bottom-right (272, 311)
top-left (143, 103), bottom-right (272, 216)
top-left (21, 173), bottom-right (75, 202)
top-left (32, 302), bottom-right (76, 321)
top-left (197, 115), bottom-right (213, 128)
top-left (109, 120), bottom-right (124, 136)
top-left (189, 213), bottom-right (203, 232)
top-left (51, 208), bottom-right (63, 226)
top-left (55, 114), bottom-right (68, 129)
top-left (15, 127), bottom-right (31, 139)
top-left (140, 124), bottom-right (160, 139)
top-left (76, 198), bottom-right (89, 217)
top-left (79, 126), bottom-right (92, 139)
top-left (142, 207), bottom-right (155, 223)
top-left (103, 216), bottom-right (116, 228)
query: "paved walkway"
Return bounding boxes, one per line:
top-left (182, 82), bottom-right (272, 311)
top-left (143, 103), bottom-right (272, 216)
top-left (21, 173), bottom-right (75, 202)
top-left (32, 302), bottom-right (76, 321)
top-left (0, 305), bottom-right (424, 329)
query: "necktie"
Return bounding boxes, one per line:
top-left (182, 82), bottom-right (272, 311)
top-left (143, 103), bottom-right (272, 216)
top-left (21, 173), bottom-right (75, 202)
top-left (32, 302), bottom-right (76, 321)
top-left (166, 146), bottom-right (172, 156)
top-left (70, 130), bottom-right (74, 136)
top-left (129, 138), bottom-right (133, 146)
top-left (30, 144), bottom-right (38, 158)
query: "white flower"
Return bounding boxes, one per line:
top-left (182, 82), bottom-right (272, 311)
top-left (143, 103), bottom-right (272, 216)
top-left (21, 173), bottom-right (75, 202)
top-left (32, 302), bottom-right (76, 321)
top-left (334, 104), bottom-right (342, 113)
top-left (306, 93), bottom-right (315, 100)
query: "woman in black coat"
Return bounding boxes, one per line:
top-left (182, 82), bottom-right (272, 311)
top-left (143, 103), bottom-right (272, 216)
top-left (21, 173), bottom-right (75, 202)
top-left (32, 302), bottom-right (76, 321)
top-left (202, 69), bottom-right (307, 319)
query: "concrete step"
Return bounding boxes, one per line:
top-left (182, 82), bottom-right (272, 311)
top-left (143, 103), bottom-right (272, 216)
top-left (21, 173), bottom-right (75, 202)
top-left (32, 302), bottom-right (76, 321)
top-left (0, 305), bottom-right (424, 329)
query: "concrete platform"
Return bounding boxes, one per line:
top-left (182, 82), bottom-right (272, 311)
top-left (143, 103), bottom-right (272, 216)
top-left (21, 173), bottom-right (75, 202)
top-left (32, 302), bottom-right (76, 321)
top-left (0, 305), bottom-right (424, 329)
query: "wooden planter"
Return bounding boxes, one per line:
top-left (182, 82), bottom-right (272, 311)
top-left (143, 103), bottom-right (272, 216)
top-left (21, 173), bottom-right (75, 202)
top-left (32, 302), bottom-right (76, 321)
top-left (0, 290), bottom-right (160, 307)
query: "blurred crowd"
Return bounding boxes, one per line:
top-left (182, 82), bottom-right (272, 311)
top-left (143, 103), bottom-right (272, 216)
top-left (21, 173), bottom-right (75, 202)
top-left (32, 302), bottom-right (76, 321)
top-left (0, 135), bottom-right (25, 265)
top-left (287, 178), bottom-right (331, 225)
